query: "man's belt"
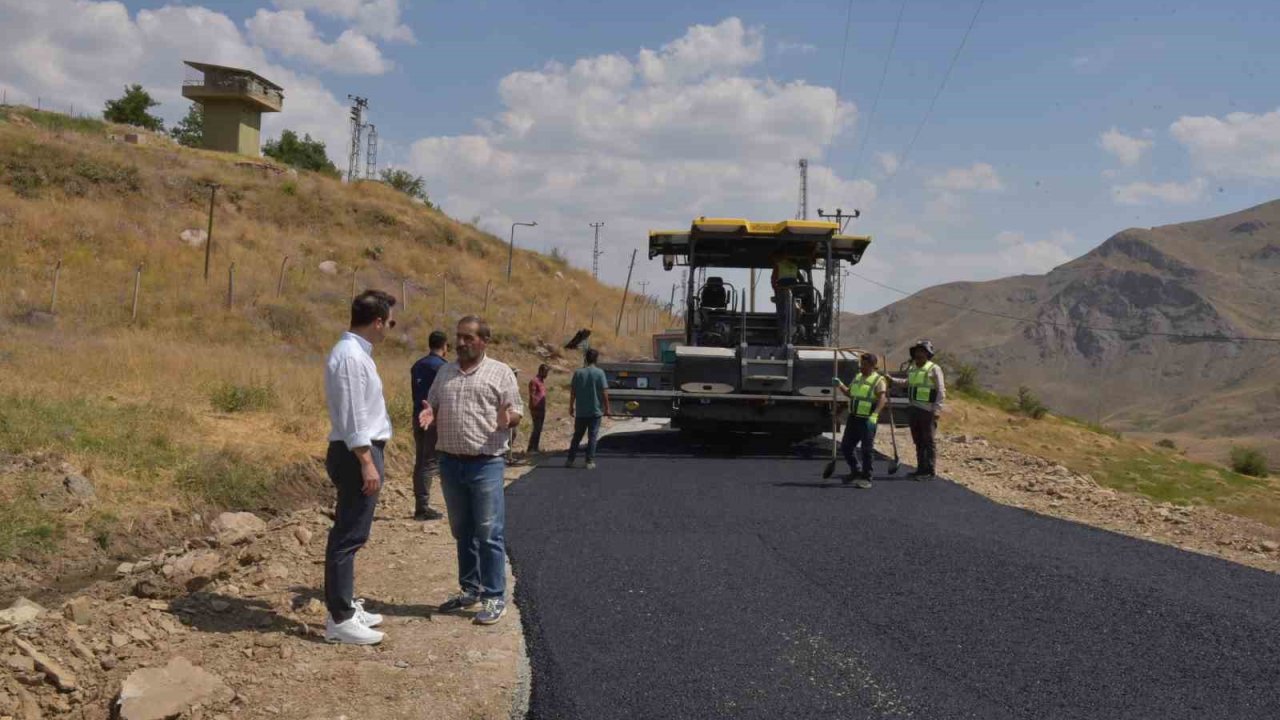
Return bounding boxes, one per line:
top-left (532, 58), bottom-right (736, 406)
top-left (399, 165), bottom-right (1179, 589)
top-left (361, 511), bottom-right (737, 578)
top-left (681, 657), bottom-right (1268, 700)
top-left (441, 451), bottom-right (501, 461)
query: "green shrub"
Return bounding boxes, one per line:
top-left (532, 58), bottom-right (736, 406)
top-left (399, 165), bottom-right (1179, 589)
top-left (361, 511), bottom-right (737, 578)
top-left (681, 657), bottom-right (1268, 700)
top-left (1016, 386), bottom-right (1048, 419)
top-left (1229, 446), bottom-right (1269, 478)
top-left (176, 449), bottom-right (273, 508)
top-left (281, 180), bottom-right (297, 196)
top-left (210, 381), bottom-right (276, 413)
top-left (0, 485), bottom-right (63, 559)
top-left (257, 303), bottom-right (314, 342)
top-left (1156, 438), bottom-right (1177, 450)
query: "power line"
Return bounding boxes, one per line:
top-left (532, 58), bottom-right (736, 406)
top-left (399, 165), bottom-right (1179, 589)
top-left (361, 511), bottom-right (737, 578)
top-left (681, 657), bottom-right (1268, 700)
top-left (848, 270), bottom-right (1280, 344)
top-left (879, 0), bottom-right (985, 197)
top-left (849, 0), bottom-right (908, 181)
top-left (828, 0), bottom-right (856, 148)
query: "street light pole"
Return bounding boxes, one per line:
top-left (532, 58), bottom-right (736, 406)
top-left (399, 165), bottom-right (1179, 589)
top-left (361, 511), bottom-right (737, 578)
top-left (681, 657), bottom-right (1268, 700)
top-left (507, 220), bottom-right (538, 282)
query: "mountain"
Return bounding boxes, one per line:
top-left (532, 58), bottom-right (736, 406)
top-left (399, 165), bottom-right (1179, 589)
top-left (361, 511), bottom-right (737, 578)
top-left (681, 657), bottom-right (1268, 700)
top-left (840, 201), bottom-right (1280, 465)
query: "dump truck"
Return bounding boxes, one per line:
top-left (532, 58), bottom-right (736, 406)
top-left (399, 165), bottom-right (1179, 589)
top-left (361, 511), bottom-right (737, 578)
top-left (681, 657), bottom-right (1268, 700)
top-left (600, 217), bottom-right (905, 440)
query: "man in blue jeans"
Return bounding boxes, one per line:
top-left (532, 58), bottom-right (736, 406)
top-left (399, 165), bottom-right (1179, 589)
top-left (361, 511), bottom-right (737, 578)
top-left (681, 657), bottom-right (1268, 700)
top-left (566, 348), bottom-right (611, 469)
top-left (418, 316), bottom-right (523, 625)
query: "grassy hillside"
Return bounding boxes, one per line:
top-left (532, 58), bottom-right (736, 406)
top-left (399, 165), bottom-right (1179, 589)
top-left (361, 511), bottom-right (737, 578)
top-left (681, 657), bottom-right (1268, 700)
top-left (943, 392), bottom-right (1280, 527)
top-left (0, 105), bottom-right (663, 572)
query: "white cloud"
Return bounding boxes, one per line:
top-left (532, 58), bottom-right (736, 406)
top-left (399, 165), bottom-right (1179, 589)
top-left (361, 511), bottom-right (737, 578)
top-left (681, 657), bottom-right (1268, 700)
top-left (1170, 108), bottom-right (1280, 179)
top-left (271, 0), bottom-right (414, 42)
top-left (904, 229), bottom-right (1074, 285)
top-left (876, 151), bottom-right (900, 175)
top-left (1111, 178), bottom-right (1207, 206)
top-left (775, 40), bottom-right (817, 55)
top-left (407, 18), bottom-right (868, 291)
top-left (0, 1), bottom-right (350, 162)
top-left (246, 9), bottom-right (390, 75)
top-left (1099, 127), bottom-right (1153, 167)
top-left (927, 162), bottom-right (1003, 192)
top-left (636, 17), bottom-right (764, 85)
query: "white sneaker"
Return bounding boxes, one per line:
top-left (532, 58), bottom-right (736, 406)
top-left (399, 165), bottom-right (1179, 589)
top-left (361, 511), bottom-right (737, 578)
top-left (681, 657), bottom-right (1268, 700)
top-left (353, 598), bottom-right (383, 628)
top-left (325, 615), bottom-right (384, 645)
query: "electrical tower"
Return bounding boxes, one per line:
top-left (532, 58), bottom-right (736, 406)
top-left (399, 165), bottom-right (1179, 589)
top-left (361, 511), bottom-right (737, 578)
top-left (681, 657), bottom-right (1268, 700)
top-left (365, 124), bottom-right (378, 180)
top-left (590, 221), bottom-right (605, 279)
top-left (796, 158), bottom-right (809, 220)
top-left (346, 95), bottom-right (368, 183)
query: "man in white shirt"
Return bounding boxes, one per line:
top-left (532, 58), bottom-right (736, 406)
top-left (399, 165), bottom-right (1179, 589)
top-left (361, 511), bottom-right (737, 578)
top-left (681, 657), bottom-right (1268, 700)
top-left (322, 289), bottom-right (396, 645)
top-left (418, 315), bottom-right (523, 625)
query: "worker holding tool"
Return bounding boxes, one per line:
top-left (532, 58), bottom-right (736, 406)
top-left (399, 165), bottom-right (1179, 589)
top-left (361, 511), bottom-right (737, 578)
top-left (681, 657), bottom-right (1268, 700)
top-left (891, 340), bottom-right (946, 480)
top-left (833, 353), bottom-right (887, 488)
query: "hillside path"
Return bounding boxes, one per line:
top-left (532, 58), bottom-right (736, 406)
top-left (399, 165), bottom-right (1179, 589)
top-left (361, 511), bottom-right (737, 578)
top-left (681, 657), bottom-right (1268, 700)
top-left (506, 430), bottom-right (1280, 720)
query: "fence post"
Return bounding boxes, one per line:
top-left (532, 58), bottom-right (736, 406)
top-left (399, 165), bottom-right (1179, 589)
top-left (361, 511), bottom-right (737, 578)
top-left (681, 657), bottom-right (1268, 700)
top-left (562, 294), bottom-right (570, 333)
top-left (401, 279), bottom-right (408, 311)
top-left (49, 258), bottom-right (62, 313)
top-left (277, 255), bottom-right (289, 297)
top-left (130, 263), bottom-right (143, 322)
top-left (226, 263), bottom-right (235, 309)
top-left (615, 248), bottom-right (637, 335)
top-left (202, 184), bottom-right (218, 282)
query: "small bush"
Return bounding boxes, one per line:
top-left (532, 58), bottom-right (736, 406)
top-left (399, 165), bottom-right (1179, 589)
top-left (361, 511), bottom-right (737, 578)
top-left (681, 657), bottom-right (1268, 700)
top-left (1229, 446), bottom-right (1269, 478)
top-left (1016, 386), bottom-right (1048, 419)
top-left (281, 180), bottom-right (297, 196)
top-left (257, 303), bottom-right (315, 342)
top-left (0, 487), bottom-right (62, 559)
top-left (210, 381), bottom-right (276, 413)
top-left (176, 449), bottom-right (273, 508)
top-left (953, 362), bottom-right (979, 394)
top-left (1156, 438), bottom-right (1177, 450)
top-left (549, 247), bottom-right (570, 266)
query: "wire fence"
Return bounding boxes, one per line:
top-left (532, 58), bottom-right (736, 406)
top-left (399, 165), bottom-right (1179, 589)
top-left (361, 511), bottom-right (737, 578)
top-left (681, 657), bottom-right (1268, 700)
top-left (0, 88), bottom-right (103, 121)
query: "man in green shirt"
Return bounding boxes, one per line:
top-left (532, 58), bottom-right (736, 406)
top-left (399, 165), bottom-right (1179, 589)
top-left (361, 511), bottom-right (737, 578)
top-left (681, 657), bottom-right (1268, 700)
top-left (566, 348), bottom-right (611, 469)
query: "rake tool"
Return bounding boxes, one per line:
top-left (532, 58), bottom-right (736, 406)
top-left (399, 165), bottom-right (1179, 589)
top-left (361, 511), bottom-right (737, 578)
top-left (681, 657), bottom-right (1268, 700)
top-left (883, 352), bottom-right (901, 475)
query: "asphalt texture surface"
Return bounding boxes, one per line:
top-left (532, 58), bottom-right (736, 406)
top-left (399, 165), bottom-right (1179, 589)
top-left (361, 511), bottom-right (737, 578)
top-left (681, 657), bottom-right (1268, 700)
top-left (506, 429), bottom-right (1280, 720)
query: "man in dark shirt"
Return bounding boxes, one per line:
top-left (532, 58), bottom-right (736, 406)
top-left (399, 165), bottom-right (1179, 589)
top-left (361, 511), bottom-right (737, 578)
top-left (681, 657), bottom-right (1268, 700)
top-left (527, 364), bottom-right (549, 454)
top-left (409, 330), bottom-right (449, 520)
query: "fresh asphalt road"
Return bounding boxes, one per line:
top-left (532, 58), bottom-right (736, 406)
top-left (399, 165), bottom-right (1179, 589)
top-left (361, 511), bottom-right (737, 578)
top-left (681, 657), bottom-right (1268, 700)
top-left (506, 428), bottom-right (1280, 720)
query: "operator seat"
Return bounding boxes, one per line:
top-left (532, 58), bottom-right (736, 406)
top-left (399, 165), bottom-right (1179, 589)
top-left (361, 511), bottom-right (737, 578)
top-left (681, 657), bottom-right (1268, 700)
top-left (700, 277), bottom-right (729, 310)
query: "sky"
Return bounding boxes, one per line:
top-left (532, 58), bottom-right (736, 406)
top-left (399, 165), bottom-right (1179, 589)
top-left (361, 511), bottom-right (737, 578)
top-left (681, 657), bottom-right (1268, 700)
top-left (3, 0), bottom-right (1280, 313)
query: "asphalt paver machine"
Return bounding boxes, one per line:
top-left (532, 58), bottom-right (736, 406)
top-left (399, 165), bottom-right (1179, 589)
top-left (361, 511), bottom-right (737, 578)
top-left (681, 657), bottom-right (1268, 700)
top-left (600, 217), bottom-right (893, 440)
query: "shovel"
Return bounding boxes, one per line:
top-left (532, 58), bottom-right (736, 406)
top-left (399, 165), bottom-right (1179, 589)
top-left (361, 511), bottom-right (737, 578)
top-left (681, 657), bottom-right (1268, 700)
top-left (883, 352), bottom-right (901, 475)
top-left (822, 348), bottom-right (841, 479)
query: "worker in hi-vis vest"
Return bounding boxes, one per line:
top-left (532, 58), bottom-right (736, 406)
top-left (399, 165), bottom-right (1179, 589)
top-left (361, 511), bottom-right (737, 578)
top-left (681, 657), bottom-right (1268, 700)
top-left (832, 353), bottom-right (887, 489)
top-left (890, 339), bottom-right (946, 479)
top-left (770, 251), bottom-right (801, 343)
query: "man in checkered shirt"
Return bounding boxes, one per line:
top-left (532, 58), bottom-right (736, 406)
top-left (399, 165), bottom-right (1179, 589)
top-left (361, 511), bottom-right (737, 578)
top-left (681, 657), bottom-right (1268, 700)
top-left (418, 315), bottom-right (523, 625)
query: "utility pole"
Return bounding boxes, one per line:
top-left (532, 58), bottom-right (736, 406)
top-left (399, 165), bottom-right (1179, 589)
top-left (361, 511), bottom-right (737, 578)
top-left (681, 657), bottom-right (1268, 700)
top-left (346, 95), bottom-right (368, 183)
top-left (818, 208), bottom-right (860, 346)
top-left (590, 222), bottom-right (605, 279)
top-left (615, 249), bottom-right (637, 335)
top-left (365, 124), bottom-right (378, 180)
top-left (507, 221), bottom-right (537, 282)
top-left (638, 280), bottom-right (649, 299)
top-left (797, 159), bottom-right (809, 220)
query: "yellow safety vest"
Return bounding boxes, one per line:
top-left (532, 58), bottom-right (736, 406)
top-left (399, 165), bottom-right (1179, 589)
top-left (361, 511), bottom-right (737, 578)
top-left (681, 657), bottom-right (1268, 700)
top-left (908, 361), bottom-right (938, 404)
top-left (847, 371), bottom-right (884, 419)
top-left (776, 258), bottom-right (799, 281)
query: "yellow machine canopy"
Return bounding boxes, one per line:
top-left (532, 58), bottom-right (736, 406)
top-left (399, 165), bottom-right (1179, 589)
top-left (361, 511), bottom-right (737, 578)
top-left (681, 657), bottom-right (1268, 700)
top-left (649, 217), bottom-right (872, 269)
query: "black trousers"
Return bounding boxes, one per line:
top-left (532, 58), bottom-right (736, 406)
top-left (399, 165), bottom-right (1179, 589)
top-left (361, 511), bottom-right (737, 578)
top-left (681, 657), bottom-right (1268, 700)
top-left (324, 441), bottom-right (383, 623)
top-left (412, 425), bottom-right (438, 512)
top-left (908, 406), bottom-right (938, 473)
top-left (527, 408), bottom-right (546, 452)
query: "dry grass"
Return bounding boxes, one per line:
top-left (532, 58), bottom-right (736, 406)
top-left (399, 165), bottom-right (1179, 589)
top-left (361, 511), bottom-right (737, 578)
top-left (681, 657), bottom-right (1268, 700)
top-left (944, 398), bottom-right (1280, 528)
top-left (0, 106), bottom-right (661, 562)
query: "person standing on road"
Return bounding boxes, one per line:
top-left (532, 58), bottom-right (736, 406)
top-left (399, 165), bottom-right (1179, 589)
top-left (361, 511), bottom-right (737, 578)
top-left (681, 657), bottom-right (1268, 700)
top-left (833, 353), bottom-right (887, 489)
top-left (566, 348), bottom-right (610, 469)
top-left (418, 316), bottom-right (523, 625)
top-left (527, 364), bottom-right (550, 454)
top-left (891, 339), bottom-right (946, 480)
top-left (322, 289), bottom-right (396, 645)
top-left (409, 330), bottom-right (449, 521)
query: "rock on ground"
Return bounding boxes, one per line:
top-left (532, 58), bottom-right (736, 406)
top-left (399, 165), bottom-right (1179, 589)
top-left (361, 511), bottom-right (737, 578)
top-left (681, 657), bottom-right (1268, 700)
top-left (210, 512), bottom-right (266, 546)
top-left (0, 597), bottom-right (45, 627)
top-left (116, 656), bottom-right (233, 720)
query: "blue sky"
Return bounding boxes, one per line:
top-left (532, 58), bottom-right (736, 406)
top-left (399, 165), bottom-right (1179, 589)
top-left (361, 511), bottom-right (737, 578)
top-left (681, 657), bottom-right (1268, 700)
top-left (3, 0), bottom-right (1279, 311)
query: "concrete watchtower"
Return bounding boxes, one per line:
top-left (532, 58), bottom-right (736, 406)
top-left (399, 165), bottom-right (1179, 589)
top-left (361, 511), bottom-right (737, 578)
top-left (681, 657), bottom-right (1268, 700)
top-left (181, 61), bottom-right (283, 157)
